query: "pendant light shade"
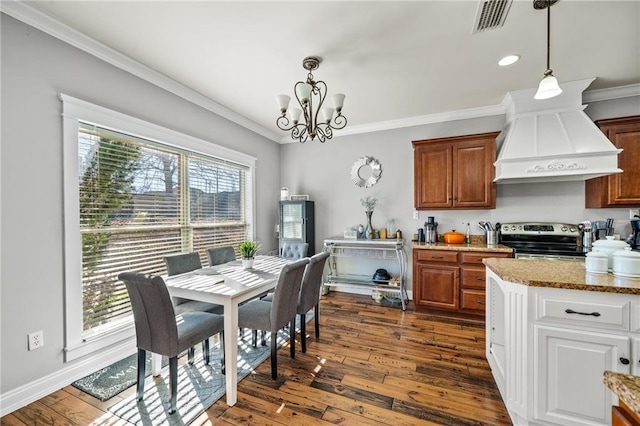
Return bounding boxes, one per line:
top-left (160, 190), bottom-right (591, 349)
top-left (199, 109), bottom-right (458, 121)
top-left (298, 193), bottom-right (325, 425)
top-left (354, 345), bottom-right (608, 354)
top-left (534, 0), bottom-right (562, 100)
top-left (535, 71), bottom-right (562, 100)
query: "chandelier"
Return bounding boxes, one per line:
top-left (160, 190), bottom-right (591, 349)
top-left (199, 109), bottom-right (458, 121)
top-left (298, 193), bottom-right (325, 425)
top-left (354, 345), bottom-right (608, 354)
top-left (276, 56), bottom-right (347, 143)
top-left (533, 0), bottom-right (562, 100)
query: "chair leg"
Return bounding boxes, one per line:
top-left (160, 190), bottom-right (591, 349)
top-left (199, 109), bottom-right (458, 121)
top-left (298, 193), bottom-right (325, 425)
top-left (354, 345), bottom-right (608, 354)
top-left (261, 330), bottom-right (267, 346)
top-left (188, 347), bottom-right (195, 365)
top-left (300, 313), bottom-right (307, 354)
top-left (314, 304), bottom-right (320, 339)
top-left (203, 338), bottom-right (210, 365)
top-left (290, 319), bottom-right (296, 358)
top-left (169, 356), bottom-right (178, 414)
top-left (251, 330), bottom-right (257, 347)
top-left (270, 332), bottom-right (278, 379)
top-left (220, 332), bottom-right (225, 375)
top-left (136, 348), bottom-right (146, 401)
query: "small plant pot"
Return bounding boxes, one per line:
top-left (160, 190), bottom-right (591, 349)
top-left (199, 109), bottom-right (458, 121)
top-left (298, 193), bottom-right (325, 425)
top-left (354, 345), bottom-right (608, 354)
top-left (242, 258), bottom-right (254, 269)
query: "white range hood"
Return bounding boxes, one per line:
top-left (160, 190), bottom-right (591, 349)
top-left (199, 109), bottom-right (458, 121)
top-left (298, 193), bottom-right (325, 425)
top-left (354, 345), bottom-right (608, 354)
top-left (494, 78), bottom-right (622, 184)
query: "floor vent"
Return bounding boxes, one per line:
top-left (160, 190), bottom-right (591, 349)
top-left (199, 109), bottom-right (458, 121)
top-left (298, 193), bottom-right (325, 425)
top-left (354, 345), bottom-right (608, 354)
top-left (473, 0), bottom-right (513, 33)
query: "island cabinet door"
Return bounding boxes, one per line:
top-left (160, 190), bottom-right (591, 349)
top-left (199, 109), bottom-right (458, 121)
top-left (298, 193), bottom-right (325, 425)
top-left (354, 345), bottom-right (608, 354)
top-left (413, 263), bottom-right (459, 310)
top-left (535, 325), bottom-right (631, 426)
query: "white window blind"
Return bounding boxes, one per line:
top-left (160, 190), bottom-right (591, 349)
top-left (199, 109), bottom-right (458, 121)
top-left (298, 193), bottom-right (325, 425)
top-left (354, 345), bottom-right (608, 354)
top-left (78, 123), bottom-right (249, 336)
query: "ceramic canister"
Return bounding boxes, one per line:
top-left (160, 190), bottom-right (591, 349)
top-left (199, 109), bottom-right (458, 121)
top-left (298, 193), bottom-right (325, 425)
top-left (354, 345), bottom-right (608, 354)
top-left (612, 247), bottom-right (640, 278)
top-left (585, 251), bottom-right (608, 274)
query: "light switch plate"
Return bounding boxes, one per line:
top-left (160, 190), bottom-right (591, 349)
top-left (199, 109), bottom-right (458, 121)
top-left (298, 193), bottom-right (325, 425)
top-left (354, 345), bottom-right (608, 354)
top-left (413, 210), bottom-right (420, 220)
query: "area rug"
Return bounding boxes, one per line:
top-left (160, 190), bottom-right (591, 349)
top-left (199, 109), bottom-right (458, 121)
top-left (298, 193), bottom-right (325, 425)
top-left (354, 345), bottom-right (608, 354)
top-left (72, 352), bottom-right (169, 401)
top-left (106, 312), bottom-right (312, 426)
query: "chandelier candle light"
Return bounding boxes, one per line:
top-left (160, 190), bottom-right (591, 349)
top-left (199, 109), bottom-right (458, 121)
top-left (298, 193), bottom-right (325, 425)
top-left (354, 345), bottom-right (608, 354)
top-left (276, 56), bottom-right (347, 143)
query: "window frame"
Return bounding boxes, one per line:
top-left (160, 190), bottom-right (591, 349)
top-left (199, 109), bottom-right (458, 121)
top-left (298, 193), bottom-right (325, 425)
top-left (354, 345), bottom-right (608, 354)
top-left (61, 94), bottom-right (256, 361)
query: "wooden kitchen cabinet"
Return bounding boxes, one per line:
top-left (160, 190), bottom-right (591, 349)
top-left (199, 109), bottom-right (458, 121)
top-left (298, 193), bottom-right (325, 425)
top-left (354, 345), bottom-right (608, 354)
top-left (413, 250), bottom-right (459, 311)
top-left (586, 115), bottom-right (640, 208)
top-left (412, 248), bottom-right (510, 320)
top-left (413, 132), bottom-right (498, 210)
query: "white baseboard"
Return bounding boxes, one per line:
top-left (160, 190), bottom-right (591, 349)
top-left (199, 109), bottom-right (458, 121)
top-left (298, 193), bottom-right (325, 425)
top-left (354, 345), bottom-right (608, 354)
top-left (0, 338), bottom-right (136, 417)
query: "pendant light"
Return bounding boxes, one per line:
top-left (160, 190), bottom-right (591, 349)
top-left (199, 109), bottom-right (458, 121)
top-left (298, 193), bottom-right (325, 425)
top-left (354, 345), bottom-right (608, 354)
top-left (534, 0), bottom-right (562, 100)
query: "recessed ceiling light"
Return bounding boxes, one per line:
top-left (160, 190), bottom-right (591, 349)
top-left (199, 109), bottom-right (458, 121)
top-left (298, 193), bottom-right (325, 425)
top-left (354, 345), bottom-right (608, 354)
top-left (498, 54), bottom-right (521, 66)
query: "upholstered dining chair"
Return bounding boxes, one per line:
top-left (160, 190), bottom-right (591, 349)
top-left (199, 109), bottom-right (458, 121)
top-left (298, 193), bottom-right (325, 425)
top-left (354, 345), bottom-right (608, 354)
top-left (163, 252), bottom-right (224, 315)
top-left (297, 251), bottom-right (330, 353)
top-left (118, 272), bottom-right (225, 414)
top-left (206, 246), bottom-right (236, 267)
top-left (237, 257), bottom-right (309, 379)
top-left (280, 242), bottom-right (309, 260)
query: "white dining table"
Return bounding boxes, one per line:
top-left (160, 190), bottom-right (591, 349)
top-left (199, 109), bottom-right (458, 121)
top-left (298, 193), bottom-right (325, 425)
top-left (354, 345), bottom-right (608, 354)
top-left (155, 255), bottom-right (291, 406)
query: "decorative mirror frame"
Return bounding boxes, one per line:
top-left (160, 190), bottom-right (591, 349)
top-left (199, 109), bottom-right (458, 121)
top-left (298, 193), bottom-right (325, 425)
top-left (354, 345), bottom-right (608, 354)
top-left (350, 156), bottom-right (382, 188)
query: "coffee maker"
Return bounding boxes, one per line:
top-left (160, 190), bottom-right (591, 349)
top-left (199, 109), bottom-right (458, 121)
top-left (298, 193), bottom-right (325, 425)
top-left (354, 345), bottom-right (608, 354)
top-left (627, 218), bottom-right (640, 250)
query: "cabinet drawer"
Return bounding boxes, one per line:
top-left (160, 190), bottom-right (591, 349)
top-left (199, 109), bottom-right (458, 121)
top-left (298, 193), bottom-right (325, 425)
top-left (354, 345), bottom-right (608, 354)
top-left (461, 266), bottom-right (486, 289)
top-left (461, 289), bottom-right (486, 312)
top-left (461, 251), bottom-right (511, 265)
top-left (415, 250), bottom-right (458, 263)
top-left (537, 295), bottom-right (630, 331)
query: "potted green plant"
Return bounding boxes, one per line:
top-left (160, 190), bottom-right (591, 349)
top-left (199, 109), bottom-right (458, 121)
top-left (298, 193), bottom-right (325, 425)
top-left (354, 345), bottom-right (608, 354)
top-left (238, 241), bottom-right (260, 269)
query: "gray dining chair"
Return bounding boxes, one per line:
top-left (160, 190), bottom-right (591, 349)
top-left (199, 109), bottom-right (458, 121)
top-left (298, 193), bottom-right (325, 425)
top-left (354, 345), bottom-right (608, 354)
top-left (206, 246), bottom-right (236, 267)
top-left (163, 252), bottom-right (224, 315)
top-left (237, 257), bottom-right (309, 379)
top-left (297, 251), bottom-right (330, 353)
top-left (280, 242), bottom-right (309, 260)
top-left (119, 272), bottom-right (225, 414)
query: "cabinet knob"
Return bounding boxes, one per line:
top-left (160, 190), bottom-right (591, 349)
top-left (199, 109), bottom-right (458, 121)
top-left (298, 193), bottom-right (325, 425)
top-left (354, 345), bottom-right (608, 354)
top-left (476, 277), bottom-right (485, 281)
top-left (620, 357), bottom-right (630, 365)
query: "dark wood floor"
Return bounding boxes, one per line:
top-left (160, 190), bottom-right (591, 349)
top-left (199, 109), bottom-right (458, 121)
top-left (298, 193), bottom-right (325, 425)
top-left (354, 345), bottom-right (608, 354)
top-left (2, 292), bottom-right (511, 425)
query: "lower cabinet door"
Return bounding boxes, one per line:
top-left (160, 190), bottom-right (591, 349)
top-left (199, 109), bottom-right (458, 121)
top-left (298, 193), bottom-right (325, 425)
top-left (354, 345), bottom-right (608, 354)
top-left (414, 264), bottom-right (458, 310)
top-left (535, 325), bottom-right (631, 425)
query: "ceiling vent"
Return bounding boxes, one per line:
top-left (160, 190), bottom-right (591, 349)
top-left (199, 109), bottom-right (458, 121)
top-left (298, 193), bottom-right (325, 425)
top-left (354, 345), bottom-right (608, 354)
top-left (473, 0), bottom-right (513, 33)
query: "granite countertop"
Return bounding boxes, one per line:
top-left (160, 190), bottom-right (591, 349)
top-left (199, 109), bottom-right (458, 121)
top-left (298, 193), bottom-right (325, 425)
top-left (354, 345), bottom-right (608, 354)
top-left (604, 371), bottom-right (640, 416)
top-left (412, 239), bottom-right (513, 253)
top-left (484, 257), bottom-right (640, 294)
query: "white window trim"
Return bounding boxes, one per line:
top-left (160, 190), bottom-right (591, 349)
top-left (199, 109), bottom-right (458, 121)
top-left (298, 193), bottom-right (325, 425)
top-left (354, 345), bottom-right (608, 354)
top-left (60, 94), bottom-right (256, 361)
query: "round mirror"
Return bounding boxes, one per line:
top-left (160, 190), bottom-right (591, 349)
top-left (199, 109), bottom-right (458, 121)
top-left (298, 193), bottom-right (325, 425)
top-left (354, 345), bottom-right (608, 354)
top-left (350, 157), bottom-right (382, 188)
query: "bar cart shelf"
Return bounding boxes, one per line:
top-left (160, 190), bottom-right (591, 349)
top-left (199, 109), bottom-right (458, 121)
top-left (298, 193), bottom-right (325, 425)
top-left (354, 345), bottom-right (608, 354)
top-left (322, 237), bottom-right (408, 310)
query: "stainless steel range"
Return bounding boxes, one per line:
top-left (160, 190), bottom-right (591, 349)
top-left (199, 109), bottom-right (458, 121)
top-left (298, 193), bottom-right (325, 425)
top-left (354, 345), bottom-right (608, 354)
top-left (498, 222), bottom-right (587, 261)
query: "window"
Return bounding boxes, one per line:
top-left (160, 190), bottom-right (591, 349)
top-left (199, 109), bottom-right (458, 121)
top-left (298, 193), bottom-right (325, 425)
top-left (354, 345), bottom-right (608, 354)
top-left (62, 94), bottom-right (256, 360)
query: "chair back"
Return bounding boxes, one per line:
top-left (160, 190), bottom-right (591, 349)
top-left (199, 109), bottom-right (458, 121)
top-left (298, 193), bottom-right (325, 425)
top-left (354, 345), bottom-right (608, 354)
top-left (270, 258), bottom-right (309, 330)
top-left (206, 246), bottom-right (236, 266)
top-left (298, 251), bottom-right (330, 313)
top-left (164, 252), bottom-right (202, 276)
top-left (281, 242), bottom-right (309, 260)
top-left (118, 272), bottom-right (179, 356)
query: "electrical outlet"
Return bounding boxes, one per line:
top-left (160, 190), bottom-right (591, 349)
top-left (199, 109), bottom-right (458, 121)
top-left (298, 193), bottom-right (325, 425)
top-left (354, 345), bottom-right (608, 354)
top-left (630, 209), bottom-right (640, 219)
top-left (28, 330), bottom-right (44, 351)
top-left (413, 210), bottom-right (420, 220)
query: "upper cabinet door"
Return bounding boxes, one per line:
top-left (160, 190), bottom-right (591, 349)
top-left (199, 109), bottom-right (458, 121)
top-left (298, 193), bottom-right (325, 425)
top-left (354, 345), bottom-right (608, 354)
top-left (586, 116), bottom-right (640, 208)
top-left (413, 132), bottom-right (498, 210)
top-left (414, 142), bottom-right (453, 208)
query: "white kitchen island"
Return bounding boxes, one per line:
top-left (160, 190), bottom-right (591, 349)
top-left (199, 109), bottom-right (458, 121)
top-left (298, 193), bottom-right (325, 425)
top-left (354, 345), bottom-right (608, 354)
top-left (484, 258), bottom-right (640, 426)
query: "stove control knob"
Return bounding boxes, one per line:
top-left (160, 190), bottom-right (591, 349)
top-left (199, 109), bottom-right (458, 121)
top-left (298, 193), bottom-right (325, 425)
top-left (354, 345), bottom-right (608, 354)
top-left (511, 225), bottom-right (517, 231)
top-left (561, 226), bottom-right (568, 232)
top-left (569, 226), bottom-right (577, 232)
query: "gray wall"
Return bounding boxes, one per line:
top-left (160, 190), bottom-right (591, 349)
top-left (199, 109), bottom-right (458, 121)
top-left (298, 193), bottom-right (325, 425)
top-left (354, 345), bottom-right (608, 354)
top-left (1, 14), bottom-right (280, 395)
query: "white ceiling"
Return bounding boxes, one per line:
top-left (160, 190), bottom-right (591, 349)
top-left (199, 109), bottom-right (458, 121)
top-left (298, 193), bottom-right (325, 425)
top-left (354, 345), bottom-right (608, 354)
top-left (10, 0), bottom-right (640, 142)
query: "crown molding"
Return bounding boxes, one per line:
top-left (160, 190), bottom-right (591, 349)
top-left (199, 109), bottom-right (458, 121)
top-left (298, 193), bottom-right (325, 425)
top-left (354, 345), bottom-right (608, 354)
top-left (1, 0), bottom-right (282, 142)
top-left (583, 83), bottom-right (640, 103)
